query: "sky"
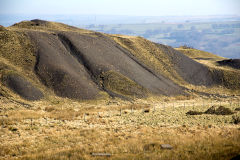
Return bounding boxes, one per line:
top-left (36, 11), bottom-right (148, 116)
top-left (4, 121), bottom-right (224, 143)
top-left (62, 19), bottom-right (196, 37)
top-left (0, 0), bottom-right (240, 16)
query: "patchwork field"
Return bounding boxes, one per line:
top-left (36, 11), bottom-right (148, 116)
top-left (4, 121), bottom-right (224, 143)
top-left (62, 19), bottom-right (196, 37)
top-left (84, 21), bottom-right (240, 58)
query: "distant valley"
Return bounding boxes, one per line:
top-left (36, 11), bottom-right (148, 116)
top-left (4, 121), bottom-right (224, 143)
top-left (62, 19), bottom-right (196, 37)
top-left (83, 21), bottom-right (240, 59)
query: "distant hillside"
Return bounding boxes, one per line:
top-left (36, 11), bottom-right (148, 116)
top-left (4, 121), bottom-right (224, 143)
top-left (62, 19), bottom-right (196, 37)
top-left (0, 19), bottom-right (239, 102)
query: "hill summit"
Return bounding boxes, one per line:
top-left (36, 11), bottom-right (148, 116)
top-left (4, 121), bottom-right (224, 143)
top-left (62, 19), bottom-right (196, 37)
top-left (0, 19), bottom-right (239, 101)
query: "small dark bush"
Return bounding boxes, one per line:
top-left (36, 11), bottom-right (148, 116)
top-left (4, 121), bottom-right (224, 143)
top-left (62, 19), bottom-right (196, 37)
top-left (180, 45), bottom-right (194, 49)
top-left (186, 106), bottom-right (234, 116)
top-left (205, 106), bottom-right (234, 115)
top-left (186, 110), bottom-right (203, 115)
top-left (235, 108), bottom-right (240, 111)
top-left (232, 115), bottom-right (240, 124)
top-left (45, 106), bottom-right (58, 112)
top-left (144, 109), bottom-right (150, 113)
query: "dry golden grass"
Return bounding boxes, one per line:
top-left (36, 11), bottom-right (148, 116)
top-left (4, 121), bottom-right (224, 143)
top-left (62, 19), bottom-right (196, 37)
top-left (9, 20), bottom-right (93, 34)
top-left (175, 48), bottom-right (224, 60)
top-left (0, 29), bottom-right (36, 71)
top-left (1, 96), bottom-right (240, 160)
top-left (99, 70), bottom-right (149, 98)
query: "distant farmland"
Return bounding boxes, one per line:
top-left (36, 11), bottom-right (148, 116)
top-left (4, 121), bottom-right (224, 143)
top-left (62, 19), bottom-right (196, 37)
top-left (83, 21), bottom-right (240, 58)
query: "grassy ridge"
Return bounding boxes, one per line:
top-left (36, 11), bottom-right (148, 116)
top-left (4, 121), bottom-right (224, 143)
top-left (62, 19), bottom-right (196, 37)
top-left (175, 48), bottom-right (224, 60)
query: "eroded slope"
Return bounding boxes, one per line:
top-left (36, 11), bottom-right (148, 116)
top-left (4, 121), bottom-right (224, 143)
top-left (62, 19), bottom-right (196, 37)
top-left (111, 35), bottom-right (221, 86)
top-left (0, 19), bottom-right (239, 101)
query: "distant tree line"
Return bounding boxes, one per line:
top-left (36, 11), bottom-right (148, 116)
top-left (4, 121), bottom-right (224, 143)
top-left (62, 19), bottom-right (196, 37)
top-left (212, 23), bottom-right (240, 29)
top-left (142, 27), bottom-right (172, 38)
top-left (104, 28), bottom-right (135, 35)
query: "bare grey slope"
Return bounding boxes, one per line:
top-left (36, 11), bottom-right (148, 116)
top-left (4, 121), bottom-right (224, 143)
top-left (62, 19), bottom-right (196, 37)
top-left (155, 44), bottom-right (221, 86)
top-left (27, 30), bottom-right (185, 99)
top-left (28, 31), bottom-right (101, 100)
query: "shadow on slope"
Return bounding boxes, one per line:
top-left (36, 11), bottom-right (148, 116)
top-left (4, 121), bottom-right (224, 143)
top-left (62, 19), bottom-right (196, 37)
top-left (217, 59), bottom-right (240, 69)
top-left (177, 48), bottom-right (240, 89)
top-left (2, 73), bottom-right (43, 101)
top-left (156, 44), bottom-right (221, 86)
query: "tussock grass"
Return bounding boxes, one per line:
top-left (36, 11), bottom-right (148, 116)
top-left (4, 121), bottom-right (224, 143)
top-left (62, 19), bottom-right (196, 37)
top-left (221, 69), bottom-right (240, 89)
top-left (45, 107), bottom-right (81, 120)
top-left (100, 70), bottom-right (148, 98)
top-left (175, 48), bottom-right (224, 60)
top-left (0, 30), bottom-right (36, 71)
top-left (9, 20), bottom-right (93, 35)
top-left (7, 110), bottom-right (42, 120)
top-left (1, 97), bottom-right (240, 160)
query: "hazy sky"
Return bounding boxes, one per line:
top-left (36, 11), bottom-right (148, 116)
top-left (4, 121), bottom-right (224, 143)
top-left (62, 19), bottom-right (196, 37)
top-left (0, 0), bottom-right (240, 16)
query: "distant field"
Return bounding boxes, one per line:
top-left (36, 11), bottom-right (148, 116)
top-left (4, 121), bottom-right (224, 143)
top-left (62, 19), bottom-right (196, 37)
top-left (82, 21), bottom-right (240, 58)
